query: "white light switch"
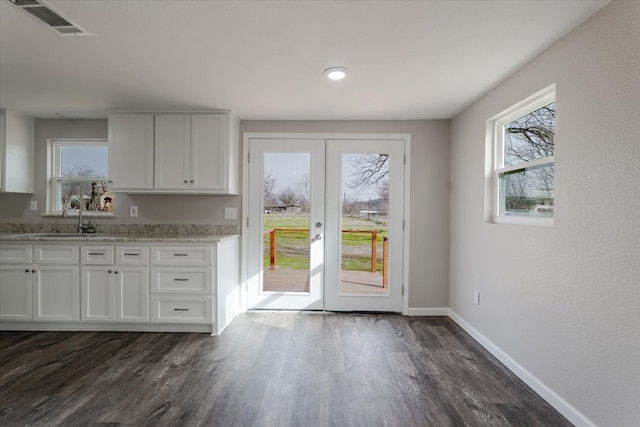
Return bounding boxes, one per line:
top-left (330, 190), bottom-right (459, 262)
top-left (30, 200), bottom-right (38, 211)
top-left (224, 207), bottom-right (237, 220)
top-left (130, 206), bottom-right (138, 217)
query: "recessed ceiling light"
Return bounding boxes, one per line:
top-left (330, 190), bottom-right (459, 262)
top-left (324, 67), bottom-right (349, 80)
top-left (55, 113), bottom-right (78, 120)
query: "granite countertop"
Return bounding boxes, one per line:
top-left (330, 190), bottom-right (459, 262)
top-left (0, 232), bottom-right (239, 243)
top-left (0, 223), bottom-right (240, 243)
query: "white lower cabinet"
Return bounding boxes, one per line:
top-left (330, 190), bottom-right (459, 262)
top-left (33, 265), bottom-right (80, 321)
top-left (116, 267), bottom-right (149, 322)
top-left (150, 295), bottom-right (213, 323)
top-left (150, 245), bottom-right (215, 325)
top-left (0, 264), bottom-right (33, 321)
top-left (0, 244), bottom-right (80, 322)
top-left (1, 237), bottom-right (240, 334)
top-left (81, 246), bottom-right (149, 322)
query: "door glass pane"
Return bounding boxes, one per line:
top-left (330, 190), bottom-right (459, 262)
top-left (340, 154), bottom-right (389, 295)
top-left (262, 153), bottom-right (311, 293)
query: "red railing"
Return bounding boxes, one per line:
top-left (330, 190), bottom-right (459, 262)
top-left (266, 228), bottom-right (389, 288)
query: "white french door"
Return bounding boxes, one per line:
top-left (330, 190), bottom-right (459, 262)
top-left (247, 139), bottom-right (325, 310)
top-left (324, 139), bottom-right (404, 312)
top-left (246, 136), bottom-right (406, 312)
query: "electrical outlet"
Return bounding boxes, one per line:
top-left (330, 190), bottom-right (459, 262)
top-left (30, 200), bottom-right (37, 211)
top-left (224, 207), bottom-right (237, 220)
top-left (130, 206), bottom-right (138, 217)
top-left (474, 290), bottom-right (480, 305)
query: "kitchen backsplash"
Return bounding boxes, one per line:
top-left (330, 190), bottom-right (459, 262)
top-left (0, 222), bottom-right (239, 236)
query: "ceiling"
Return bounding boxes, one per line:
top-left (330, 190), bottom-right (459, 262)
top-left (0, 0), bottom-right (609, 121)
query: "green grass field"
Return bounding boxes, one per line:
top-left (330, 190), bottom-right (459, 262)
top-left (263, 214), bottom-right (388, 271)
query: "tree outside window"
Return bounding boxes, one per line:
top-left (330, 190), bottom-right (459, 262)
top-left (491, 85), bottom-right (556, 226)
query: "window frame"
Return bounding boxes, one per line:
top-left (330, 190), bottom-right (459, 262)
top-left (46, 138), bottom-right (114, 217)
top-left (489, 84), bottom-right (556, 227)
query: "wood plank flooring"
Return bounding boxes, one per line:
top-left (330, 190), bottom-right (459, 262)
top-left (0, 314), bottom-right (572, 426)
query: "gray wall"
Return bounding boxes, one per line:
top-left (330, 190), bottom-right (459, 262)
top-left (449, 2), bottom-right (640, 425)
top-left (0, 118), bottom-right (451, 310)
top-left (240, 120), bottom-right (451, 310)
top-left (0, 119), bottom-right (241, 226)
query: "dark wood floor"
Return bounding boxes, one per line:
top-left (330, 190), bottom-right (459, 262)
top-left (0, 314), bottom-right (571, 426)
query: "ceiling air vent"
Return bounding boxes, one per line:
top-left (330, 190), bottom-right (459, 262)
top-left (9, 0), bottom-right (92, 36)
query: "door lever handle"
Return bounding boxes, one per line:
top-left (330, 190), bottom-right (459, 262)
top-left (311, 233), bottom-right (322, 242)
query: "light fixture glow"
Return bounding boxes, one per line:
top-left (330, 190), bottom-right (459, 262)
top-left (324, 67), bottom-right (349, 80)
top-left (54, 113), bottom-right (78, 120)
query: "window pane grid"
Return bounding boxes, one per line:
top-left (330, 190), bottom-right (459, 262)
top-left (490, 85), bottom-right (555, 225)
top-left (49, 139), bottom-right (113, 214)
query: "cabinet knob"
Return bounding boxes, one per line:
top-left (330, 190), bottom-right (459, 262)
top-left (190, 180), bottom-right (194, 184)
top-left (114, 271), bottom-right (119, 274)
top-left (184, 180), bottom-right (188, 184)
top-left (25, 269), bottom-right (30, 273)
top-left (31, 269), bottom-right (36, 273)
top-left (108, 269), bottom-right (113, 273)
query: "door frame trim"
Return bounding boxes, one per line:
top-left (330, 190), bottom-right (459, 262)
top-left (241, 132), bottom-right (411, 315)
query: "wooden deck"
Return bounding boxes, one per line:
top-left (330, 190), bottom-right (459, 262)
top-left (263, 269), bottom-right (387, 295)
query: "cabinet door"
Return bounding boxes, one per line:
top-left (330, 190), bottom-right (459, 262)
top-left (108, 114), bottom-right (154, 190)
top-left (116, 267), bottom-right (149, 322)
top-left (33, 265), bottom-right (80, 321)
top-left (0, 265), bottom-right (33, 321)
top-left (154, 114), bottom-right (191, 190)
top-left (0, 110), bottom-right (35, 193)
top-left (81, 266), bottom-right (115, 321)
top-left (190, 114), bottom-right (227, 191)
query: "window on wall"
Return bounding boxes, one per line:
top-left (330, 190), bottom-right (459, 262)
top-left (48, 139), bottom-right (114, 215)
top-left (490, 85), bottom-right (556, 226)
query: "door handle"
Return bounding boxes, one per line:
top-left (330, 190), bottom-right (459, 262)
top-left (311, 234), bottom-right (322, 242)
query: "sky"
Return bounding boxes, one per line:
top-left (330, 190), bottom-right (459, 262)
top-left (264, 153), bottom-right (384, 201)
top-left (61, 146), bottom-right (108, 177)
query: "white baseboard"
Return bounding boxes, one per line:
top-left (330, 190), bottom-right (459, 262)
top-left (406, 307), bottom-right (449, 316)
top-left (0, 321), bottom-right (215, 335)
top-left (447, 309), bottom-right (595, 427)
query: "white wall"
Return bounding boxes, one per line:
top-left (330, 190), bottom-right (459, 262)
top-left (241, 120), bottom-right (451, 310)
top-left (449, 2), bottom-right (640, 426)
top-left (0, 119), bottom-right (241, 226)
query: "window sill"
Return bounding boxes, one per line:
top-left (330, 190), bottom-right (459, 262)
top-left (492, 215), bottom-right (553, 228)
top-left (41, 213), bottom-right (117, 219)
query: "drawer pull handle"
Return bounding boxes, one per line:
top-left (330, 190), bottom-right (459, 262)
top-left (173, 308), bottom-right (189, 312)
top-left (174, 278), bottom-right (189, 281)
top-left (123, 253), bottom-right (139, 256)
top-left (173, 254), bottom-right (189, 257)
top-left (88, 252), bottom-right (104, 256)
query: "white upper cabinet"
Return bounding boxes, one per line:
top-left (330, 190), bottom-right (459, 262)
top-left (191, 114), bottom-right (228, 191)
top-left (108, 111), bottom-right (239, 194)
top-left (154, 114), bottom-right (191, 190)
top-left (0, 109), bottom-right (35, 193)
top-left (108, 113), bottom-right (154, 190)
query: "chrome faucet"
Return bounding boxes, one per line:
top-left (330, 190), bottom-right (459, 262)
top-left (66, 195), bottom-right (84, 233)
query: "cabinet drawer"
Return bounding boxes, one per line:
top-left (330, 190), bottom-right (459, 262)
top-left (151, 267), bottom-right (213, 294)
top-left (151, 246), bottom-right (213, 266)
top-left (34, 245), bottom-right (79, 264)
top-left (0, 244), bottom-right (33, 264)
top-left (150, 296), bottom-right (213, 324)
top-left (81, 246), bottom-right (115, 265)
top-left (115, 246), bottom-right (150, 265)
